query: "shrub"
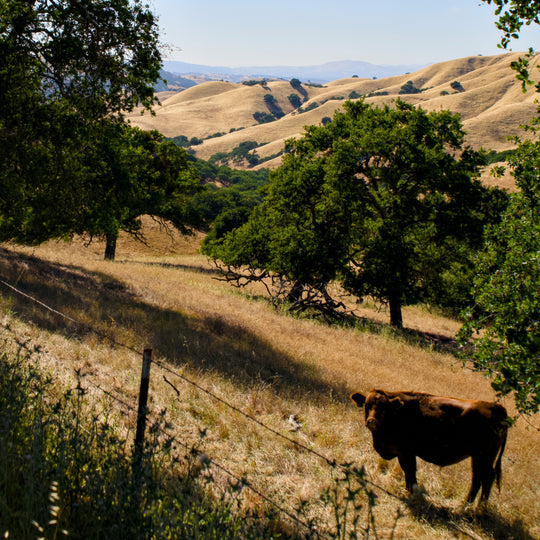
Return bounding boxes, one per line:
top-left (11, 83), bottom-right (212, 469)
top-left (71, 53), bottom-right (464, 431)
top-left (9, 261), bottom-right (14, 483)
top-left (399, 80), bottom-right (422, 94)
top-left (450, 81), bottom-right (465, 92)
top-left (0, 344), bottom-right (284, 539)
top-left (289, 78), bottom-right (302, 90)
top-left (253, 111), bottom-right (275, 124)
top-left (288, 93), bottom-right (302, 108)
top-left (298, 102), bottom-right (319, 113)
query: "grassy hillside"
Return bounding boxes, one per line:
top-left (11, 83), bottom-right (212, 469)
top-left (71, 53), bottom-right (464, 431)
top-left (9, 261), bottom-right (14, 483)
top-left (127, 53), bottom-right (540, 169)
top-left (1, 220), bottom-right (539, 538)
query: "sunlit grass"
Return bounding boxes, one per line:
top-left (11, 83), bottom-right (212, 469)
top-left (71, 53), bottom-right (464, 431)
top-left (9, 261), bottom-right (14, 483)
top-left (1, 220), bottom-right (539, 539)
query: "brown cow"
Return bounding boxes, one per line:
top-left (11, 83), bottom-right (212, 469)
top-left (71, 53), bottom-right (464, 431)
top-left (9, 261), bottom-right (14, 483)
top-left (351, 389), bottom-right (508, 503)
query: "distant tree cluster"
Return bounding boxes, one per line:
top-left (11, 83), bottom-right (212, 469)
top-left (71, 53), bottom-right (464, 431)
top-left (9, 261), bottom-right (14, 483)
top-left (263, 94), bottom-right (285, 119)
top-left (209, 141), bottom-right (261, 166)
top-left (450, 81), bottom-right (466, 92)
top-left (399, 80), bottom-right (423, 94)
top-left (242, 79), bottom-right (268, 87)
top-left (288, 93), bottom-right (303, 109)
top-left (253, 111), bottom-right (276, 124)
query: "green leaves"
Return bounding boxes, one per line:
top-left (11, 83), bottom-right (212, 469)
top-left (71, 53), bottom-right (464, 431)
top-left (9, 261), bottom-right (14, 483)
top-left (459, 179), bottom-right (540, 414)
top-left (0, 1), bottom-right (192, 252)
top-left (207, 99), bottom-right (498, 327)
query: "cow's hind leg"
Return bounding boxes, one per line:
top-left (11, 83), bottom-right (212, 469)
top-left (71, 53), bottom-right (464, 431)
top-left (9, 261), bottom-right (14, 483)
top-left (467, 457), bottom-right (482, 503)
top-left (398, 454), bottom-right (418, 493)
top-left (479, 460), bottom-right (497, 503)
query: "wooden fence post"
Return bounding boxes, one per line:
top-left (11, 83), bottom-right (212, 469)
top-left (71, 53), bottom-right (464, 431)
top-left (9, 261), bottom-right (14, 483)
top-left (133, 348), bottom-right (152, 472)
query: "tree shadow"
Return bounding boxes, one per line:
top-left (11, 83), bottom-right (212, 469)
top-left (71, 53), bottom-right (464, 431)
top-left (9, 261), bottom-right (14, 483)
top-left (406, 497), bottom-right (535, 540)
top-left (122, 260), bottom-right (218, 276)
top-left (0, 247), bottom-right (350, 405)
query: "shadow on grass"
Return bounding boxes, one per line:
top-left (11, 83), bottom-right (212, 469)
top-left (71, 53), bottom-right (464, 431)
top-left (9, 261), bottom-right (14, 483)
top-left (0, 247), bottom-right (350, 405)
top-left (406, 496), bottom-right (535, 540)
top-left (122, 260), bottom-right (218, 276)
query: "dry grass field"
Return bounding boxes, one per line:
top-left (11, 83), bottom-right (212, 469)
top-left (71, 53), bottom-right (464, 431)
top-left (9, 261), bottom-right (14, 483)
top-left (127, 52), bottom-right (540, 168)
top-left (1, 219), bottom-right (539, 539)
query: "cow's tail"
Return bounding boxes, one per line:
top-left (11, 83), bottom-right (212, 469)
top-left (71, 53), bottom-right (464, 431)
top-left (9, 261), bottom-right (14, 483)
top-left (494, 427), bottom-right (508, 491)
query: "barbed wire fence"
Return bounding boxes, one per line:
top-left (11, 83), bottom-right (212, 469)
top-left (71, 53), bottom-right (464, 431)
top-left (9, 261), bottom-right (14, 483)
top-left (1, 277), bottom-right (398, 537)
top-left (0, 274), bottom-right (487, 540)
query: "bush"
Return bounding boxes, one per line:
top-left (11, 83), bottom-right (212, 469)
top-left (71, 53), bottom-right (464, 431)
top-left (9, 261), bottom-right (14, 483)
top-left (450, 81), bottom-right (465, 92)
top-left (253, 111), bottom-right (275, 124)
top-left (288, 93), bottom-right (302, 108)
top-left (399, 80), bottom-right (422, 94)
top-left (298, 102), bottom-right (319, 113)
top-left (0, 344), bottom-right (285, 539)
top-left (289, 78), bottom-right (302, 90)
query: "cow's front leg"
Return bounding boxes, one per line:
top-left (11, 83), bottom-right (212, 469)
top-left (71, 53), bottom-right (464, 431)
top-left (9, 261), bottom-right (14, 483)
top-left (398, 454), bottom-right (418, 493)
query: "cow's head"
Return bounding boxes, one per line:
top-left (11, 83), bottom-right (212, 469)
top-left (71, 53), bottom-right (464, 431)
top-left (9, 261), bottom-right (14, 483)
top-left (351, 390), bottom-right (404, 432)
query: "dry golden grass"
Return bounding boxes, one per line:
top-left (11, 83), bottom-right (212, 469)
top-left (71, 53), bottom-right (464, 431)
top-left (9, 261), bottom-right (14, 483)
top-left (127, 52), bottom-right (540, 166)
top-left (1, 220), bottom-right (539, 539)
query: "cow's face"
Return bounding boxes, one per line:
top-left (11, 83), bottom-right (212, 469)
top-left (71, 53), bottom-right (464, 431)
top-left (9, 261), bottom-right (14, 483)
top-left (361, 391), bottom-right (404, 433)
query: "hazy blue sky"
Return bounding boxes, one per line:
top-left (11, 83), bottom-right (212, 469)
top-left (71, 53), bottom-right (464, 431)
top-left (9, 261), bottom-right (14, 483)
top-left (148, 0), bottom-right (540, 67)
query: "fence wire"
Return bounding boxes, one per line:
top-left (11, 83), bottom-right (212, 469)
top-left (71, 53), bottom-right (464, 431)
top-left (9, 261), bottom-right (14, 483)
top-left (1, 272), bottom-right (495, 540)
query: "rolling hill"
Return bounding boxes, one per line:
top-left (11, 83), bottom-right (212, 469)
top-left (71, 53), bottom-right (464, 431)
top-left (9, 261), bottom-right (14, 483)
top-left (127, 52), bottom-right (540, 170)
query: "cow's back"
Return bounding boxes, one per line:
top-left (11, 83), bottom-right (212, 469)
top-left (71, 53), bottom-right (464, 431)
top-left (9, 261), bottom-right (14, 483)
top-left (402, 394), bottom-right (507, 466)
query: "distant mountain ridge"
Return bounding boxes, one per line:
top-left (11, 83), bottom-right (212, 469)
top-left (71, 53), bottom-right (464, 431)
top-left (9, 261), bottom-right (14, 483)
top-left (162, 59), bottom-right (426, 84)
top-left (129, 53), bottom-right (539, 180)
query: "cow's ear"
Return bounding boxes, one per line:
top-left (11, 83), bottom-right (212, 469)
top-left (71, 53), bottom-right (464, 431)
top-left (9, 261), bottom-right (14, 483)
top-left (351, 393), bottom-right (366, 408)
top-left (390, 396), bottom-right (404, 409)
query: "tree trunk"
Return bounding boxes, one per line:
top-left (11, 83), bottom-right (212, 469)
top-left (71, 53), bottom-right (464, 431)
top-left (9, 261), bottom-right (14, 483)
top-left (287, 280), bottom-right (304, 303)
top-left (104, 234), bottom-right (117, 261)
top-left (389, 294), bottom-right (403, 329)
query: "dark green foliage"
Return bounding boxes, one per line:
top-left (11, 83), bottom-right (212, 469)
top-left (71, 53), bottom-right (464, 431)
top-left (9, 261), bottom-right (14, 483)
top-left (399, 80), bottom-right (422, 94)
top-left (242, 79), bottom-right (268, 87)
top-left (288, 93), bottom-right (303, 108)
top-left (0, 0), bottom-right (172, 249)
top-left (349, 90), bottom-right (362, 99)
top-left (253, 111), bottom-right (276, 124)
top-left (0, 346), bottom-right (287, 539)
top-left (205, 100), bottom-right (505, 327)
top-left (298, 102), bottom-right (319, 113)
top-left (450, 81), bottom-right (465, 92)
top-left (289, 78), bottom-right (309, 102)
top-left (208, 141), bottom-right (259, 165)
top-left (169, 135), bottom-right (190, 147)
top-left (79, 124), bottom-right (203, 259)
top-left (483, 148), bottom-right (516, 164)
top-left (322, 117), bottom-right (332, 126)
top-left (459, 136), bottom-right (540, 414)
top-left (0, 0), bottom-right (162, 119)
top-left (480, 1), bottom-right (540, 89)
top-left (483, 0), bottom-right (540, 49)
top-left (192, 158), bottom-right (269, 237)
top-left (263, 93), bottom-right (285, 119)
top-left (289, 78), bottom-right (303, 90)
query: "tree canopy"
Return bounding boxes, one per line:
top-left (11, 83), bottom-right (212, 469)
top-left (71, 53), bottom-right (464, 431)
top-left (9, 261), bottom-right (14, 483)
top-left (0, 0), bottom-right (199, 253)
top-left (459, 137), bottom-right (540, 414)
top-left (452, 0), bottom-right (540, 415)
top-left (203, 100), bottom-right (505, 327)
top-left (77, 123), bottom-right (202, 260)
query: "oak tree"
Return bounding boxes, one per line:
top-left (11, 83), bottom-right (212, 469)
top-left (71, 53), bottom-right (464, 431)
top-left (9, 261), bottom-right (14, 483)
top-left (204, 100), bottom-right (502, 327)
